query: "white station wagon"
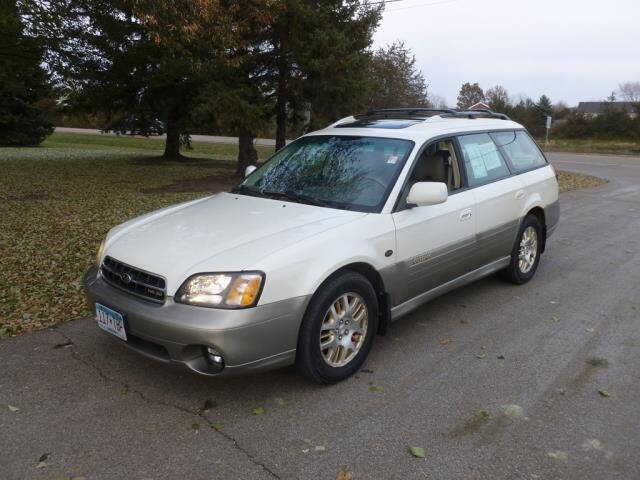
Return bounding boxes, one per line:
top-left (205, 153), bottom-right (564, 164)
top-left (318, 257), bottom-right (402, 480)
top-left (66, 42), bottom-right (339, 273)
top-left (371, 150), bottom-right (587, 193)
top-left (84, 108), bottom-right (559, 383)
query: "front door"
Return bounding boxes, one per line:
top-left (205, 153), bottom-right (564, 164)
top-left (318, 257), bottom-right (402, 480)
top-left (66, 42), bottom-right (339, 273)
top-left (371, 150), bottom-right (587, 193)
top-left (390, 139), bottom-right (476, 307)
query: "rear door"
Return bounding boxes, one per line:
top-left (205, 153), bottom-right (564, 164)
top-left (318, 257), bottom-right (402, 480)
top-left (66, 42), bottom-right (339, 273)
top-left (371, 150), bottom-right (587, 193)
top-left (390, 139), bottom-right (476, 307)
top-left (456, 132), bottom-right (525, 268)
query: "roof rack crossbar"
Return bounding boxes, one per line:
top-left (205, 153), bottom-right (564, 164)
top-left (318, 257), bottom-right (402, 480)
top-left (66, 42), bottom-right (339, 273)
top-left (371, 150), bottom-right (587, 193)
top-left (441, 109), bottom-right (511, 121)
top-left (360, 108), bottom-right (458, 118)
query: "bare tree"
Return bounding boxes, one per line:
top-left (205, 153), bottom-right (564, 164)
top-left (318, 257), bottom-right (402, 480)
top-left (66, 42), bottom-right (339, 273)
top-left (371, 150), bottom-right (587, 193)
top-left (485, 85), bottom-right (511, 112)
top-left (428, 93), bottom-right (448, 109)
top-left (618, 81), bottom-right (640, 102)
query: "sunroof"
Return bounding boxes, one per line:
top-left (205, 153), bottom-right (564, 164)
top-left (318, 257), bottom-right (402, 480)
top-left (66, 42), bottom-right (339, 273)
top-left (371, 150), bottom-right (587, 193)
top-left (335, 118), bottom-right (421, 129)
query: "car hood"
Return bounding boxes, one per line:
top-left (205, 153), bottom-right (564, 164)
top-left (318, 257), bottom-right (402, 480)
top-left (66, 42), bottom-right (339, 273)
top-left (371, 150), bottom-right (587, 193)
top-left (104, 192), bottom-right (366, 293)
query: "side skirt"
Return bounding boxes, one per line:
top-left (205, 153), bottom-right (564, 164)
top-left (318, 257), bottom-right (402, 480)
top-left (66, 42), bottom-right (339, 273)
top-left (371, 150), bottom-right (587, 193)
top-left (390, 256), bottom-right (510, 321)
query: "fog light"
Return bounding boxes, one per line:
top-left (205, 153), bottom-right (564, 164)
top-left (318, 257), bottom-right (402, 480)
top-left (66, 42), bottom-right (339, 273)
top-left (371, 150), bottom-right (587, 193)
top-left (204, 346), bottom-right (225, 373)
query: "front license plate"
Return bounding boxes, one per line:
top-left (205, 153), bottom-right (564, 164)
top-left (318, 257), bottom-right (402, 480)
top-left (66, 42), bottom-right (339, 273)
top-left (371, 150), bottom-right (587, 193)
top-left (96, 303), bottom-right (127, 341)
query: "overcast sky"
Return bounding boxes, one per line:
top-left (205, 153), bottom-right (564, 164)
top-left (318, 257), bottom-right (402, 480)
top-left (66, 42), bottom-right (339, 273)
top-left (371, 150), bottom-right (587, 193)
top-left (373, 0), bottom-right (640, 107)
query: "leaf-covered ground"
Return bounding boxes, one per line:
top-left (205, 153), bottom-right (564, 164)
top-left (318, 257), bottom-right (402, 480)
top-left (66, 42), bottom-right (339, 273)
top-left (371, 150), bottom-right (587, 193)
top-left (0, 134), bottom-right (604, 337)
top-left (0, 133), bottom-right (272, 337)
top-left (556, 170), bottom-right (607, 192)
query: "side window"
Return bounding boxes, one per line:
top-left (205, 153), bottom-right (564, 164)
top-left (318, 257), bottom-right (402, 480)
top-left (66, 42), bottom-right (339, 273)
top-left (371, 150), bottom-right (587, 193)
top-left (491, 130), bottom-right (547, 173)
top-left (408, 139), bottom-right (461, 192)
top-left (457, 133), bottom-right (510, 187)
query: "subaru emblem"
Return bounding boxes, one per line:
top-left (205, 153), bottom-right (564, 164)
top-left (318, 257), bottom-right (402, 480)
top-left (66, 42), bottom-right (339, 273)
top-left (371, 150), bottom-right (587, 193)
top-left (120, 273), bottom-right (132, 284)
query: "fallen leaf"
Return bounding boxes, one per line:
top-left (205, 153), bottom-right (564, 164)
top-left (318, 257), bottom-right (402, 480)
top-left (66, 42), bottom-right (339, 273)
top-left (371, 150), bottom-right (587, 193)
top-left (8, 405), bottom-right (19, 412)
top-left (252, 406), bottom-right (266, 415)
top-left (551, 316), bottom-right (560, 323)
top-left (36, 462), bottom-right (47, 469)
top-left (585, 327), bottom-right (595, 333)
top-left (38, 453), bottom-right (50, 462)
top-left (336, 471), bottom-right (353, 480)
top-left (439, 338), bottom-right (451, 345)
top-left (360, 368), bottom-right (374, 374)
top-left (369, 385), bottom-right (383, 392)
top-left (497, 355), bottom-right (505, 360)
top-left (408, 445), bottom-right (426, 458)
top-left (119, 386), bottom-right (128, 396)
top-left (303, 438), bottom-right (312, 444)
top-left (210, 422), bottom-right (224, 431)
top-left (475, 353), bottom-right (486, 359)
top-left (547, 450), bottom-right (568, 460)
top-left (274, 397), bottom-right (285, 406)
top-left (549, 300), bottom-right (558, 304)
top-left (502, 404), bottom-right (524, 418)
top-left (301, 448), bottom-right (309, 453)
top-left (191, 423), bottom-right (200, 431)
top-left (314, 445), bottom-right (326, 451)
top-left (598, 389), bottom-right (611, 397)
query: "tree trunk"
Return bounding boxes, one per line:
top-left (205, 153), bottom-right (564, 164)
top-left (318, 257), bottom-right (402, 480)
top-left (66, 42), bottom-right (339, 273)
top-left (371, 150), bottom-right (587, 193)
top-left (275, 91), bottom-right (287, 151)
top-left (237, 126), bottom-right (258, 176)
top-left (163, 107), bottom-right (182, 159)
top-left (275, 33), bottom-right (289, 152)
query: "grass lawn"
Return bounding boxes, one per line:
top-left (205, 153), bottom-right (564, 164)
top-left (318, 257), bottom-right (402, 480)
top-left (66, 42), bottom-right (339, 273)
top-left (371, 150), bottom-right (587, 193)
top-left (0, 132), bottom-right (606, 337)
top-left (0, 133), bottom-right (273, 337)
top-left (540, 138), bottom-right (640, 155)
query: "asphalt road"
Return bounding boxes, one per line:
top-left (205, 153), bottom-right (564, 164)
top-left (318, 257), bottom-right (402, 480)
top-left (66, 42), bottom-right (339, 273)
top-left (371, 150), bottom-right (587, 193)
top-left (54, 127), bottom-right (281, 146)
top-left (2, 152), bottom-right (640, 480)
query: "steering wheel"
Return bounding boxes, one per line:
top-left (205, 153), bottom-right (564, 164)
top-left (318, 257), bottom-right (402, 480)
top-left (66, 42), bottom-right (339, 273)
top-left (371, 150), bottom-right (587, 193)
top-left (362, 176), bottom-right (387, 189)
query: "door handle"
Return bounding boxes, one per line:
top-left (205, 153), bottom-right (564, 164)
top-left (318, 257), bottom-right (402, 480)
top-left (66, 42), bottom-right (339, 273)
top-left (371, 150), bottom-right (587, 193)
top-left (459, 208), bottom-right (472, 221)
top-left (515, 190), bottom-right (525, 200)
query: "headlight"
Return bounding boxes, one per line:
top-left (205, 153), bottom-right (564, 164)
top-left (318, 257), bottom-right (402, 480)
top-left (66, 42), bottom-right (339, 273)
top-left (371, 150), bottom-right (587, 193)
top-left (175, 272), bottom-right (264, 308)
top-left (96, 239), bottom-right (106, 266)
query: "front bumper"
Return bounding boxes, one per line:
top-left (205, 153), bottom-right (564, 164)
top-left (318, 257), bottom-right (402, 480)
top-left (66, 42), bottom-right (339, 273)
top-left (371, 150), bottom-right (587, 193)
top-left (83, 266), bottom-right (310, 376)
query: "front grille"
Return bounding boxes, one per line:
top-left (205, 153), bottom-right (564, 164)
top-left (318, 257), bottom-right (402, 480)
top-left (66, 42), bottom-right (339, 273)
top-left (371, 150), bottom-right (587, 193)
top-left (101, 256), bottom-right (166, 303)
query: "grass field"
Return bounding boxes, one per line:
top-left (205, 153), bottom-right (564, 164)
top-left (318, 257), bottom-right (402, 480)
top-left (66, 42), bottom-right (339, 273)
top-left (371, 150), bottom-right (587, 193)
top-left (540, 138), bottom-right (640, 155)
top-left (0, 132), bottom-right (606, 337)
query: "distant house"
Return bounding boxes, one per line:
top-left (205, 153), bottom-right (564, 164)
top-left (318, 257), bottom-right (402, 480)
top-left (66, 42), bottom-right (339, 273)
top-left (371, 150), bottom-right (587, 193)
top-left (576, 101), bottom-right (637, 118)
top-left (468, 101), bottom-right (491, 111)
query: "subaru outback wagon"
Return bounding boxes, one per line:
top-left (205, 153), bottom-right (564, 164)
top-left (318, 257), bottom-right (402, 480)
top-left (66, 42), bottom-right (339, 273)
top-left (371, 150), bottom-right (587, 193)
top-left (84, 108), bottom-right (559, 383)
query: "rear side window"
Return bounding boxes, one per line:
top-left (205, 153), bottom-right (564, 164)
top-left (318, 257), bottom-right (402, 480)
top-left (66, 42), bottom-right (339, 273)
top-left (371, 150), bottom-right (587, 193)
top-left (457, 133), bottom-right (510, 187)
top-left (491, 130), bottom-right (547, 173)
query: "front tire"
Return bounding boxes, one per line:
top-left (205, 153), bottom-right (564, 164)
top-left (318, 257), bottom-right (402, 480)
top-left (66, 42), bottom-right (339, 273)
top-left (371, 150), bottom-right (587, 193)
top-left (499, 214), bottom-right (543, 284)
top-left (296, 272), bottom-right (378, 384)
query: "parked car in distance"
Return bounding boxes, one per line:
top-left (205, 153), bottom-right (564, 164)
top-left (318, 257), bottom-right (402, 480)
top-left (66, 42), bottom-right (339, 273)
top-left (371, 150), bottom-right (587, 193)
top-left (84, 108), bottom-right (559, 383)
top-left (108, 115), bottom-right (165, 136)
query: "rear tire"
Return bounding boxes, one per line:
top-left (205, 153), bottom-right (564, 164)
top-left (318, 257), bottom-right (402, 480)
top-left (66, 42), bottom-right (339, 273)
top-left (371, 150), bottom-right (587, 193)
top-left (499, 214), bottom-right (543, 285)
top-left (296, 272), bottom-right (378, 384)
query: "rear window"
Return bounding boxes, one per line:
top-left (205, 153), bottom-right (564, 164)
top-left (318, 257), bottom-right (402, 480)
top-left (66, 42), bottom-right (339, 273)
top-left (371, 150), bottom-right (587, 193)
top-left (491, 131), bottom-right (547, 173)
top-left (457, 133), bottom-right (510, 187)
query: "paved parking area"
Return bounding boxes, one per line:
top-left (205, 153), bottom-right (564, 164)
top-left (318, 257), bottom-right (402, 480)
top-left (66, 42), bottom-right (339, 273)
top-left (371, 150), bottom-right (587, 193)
top-left (2, 153), bottom-right (640, 479)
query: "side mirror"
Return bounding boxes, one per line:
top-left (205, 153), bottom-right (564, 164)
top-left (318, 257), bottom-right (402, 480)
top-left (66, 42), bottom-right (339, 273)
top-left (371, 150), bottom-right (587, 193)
top-left (407, 182), bottom-right (448, 207)
top-left (244, 165), bottom-right (257, 177)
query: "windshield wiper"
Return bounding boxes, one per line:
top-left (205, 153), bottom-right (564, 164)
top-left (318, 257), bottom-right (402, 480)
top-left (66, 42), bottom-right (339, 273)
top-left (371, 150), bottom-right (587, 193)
top-left (262, 190), bottom-right (332, 208)
top-left (230, 184), bottom-right (268, 198)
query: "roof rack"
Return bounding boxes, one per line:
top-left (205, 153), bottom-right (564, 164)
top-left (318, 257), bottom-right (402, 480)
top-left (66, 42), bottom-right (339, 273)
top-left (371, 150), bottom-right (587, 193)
top-left (357, 107), bottom-right (510, 121)
top-left (445, 109), bottom-right (511, 120)
top-left (360, 108), bottom-right (457, 118)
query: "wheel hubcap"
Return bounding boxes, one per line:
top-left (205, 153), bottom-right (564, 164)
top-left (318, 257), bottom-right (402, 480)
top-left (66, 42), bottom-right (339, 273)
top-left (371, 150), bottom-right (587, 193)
top-left (319, 292), bottom-right (368, 367)
top-left (518, 226), bottom-right (538, 274)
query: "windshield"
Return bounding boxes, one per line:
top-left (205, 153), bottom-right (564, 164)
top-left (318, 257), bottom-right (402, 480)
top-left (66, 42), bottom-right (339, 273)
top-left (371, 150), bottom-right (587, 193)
top-left (236, 135), bottom-right (414, 212)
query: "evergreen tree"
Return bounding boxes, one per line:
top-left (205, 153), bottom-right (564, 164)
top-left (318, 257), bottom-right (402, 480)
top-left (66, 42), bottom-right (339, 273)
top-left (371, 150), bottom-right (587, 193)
top-left (30, 0), bottom-right (277, 159)
top-left (0, 1), bottom-right (53, 146)
top-left (456, 82), bottom-right (485, 110)
top-left (367, 41), bottom-right (429, 109)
